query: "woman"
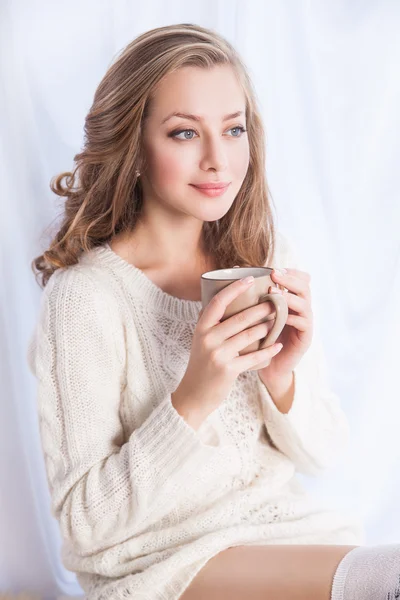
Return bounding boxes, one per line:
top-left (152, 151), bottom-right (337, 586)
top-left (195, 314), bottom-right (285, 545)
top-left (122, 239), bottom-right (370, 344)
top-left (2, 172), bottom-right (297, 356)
top-left (27, 23), bottom-right (400, 600)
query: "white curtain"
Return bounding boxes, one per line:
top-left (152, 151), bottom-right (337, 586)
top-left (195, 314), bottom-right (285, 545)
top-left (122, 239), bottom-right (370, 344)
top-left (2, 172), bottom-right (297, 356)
top-left (2, 0), bottom-right (399, 596)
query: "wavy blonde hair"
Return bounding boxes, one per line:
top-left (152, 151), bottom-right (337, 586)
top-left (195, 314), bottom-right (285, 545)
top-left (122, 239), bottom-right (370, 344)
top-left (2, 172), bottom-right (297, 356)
top-left (31, 23), bottom-right (277, 289)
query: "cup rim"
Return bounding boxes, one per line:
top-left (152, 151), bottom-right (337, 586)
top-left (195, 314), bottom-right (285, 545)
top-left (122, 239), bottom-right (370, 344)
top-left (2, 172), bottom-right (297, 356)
top-left (201, 266), bottom-right (273, 280)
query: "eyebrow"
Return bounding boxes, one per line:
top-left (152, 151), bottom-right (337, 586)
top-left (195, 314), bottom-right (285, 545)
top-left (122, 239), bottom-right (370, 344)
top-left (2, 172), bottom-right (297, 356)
top-left (161, 110), bottom-right (245, 125)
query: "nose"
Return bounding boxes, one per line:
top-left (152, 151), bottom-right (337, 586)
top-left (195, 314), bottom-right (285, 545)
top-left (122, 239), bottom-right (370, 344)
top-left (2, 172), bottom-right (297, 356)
top-left (199, 136), bottom-right (228, 173)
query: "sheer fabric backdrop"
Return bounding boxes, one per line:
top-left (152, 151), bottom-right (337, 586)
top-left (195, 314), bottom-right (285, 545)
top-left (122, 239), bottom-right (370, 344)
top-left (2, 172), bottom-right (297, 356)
top-left (1, 0), bottom-right (399, 596)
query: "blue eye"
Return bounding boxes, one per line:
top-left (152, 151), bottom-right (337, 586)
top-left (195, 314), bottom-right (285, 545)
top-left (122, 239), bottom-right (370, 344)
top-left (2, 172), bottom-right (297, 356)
top-left (169, 125), bottom-right (247, 140)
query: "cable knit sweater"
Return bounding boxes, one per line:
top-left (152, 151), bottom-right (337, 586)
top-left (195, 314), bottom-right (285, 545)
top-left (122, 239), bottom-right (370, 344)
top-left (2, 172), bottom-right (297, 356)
top-left (27, 231), bottom-right (365, 600)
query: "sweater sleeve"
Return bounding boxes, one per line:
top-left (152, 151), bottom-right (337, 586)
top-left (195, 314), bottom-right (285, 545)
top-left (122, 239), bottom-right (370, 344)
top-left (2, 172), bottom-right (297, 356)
top-left (27, 266), bottom-right (223, 558)
top-left (257, 331), bottom-right (351, 476)
top-left (257, 233), bottom-right (351, 476)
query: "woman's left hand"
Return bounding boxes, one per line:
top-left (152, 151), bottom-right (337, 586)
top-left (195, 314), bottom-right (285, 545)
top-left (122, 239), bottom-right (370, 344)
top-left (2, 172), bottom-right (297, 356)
top-left (257, 268), bottom-right (314, 383)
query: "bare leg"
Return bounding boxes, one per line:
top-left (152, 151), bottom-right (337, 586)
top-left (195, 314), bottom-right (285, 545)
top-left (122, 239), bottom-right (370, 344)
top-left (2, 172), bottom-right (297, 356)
top-left (180, 544), bottom-right (359, 600)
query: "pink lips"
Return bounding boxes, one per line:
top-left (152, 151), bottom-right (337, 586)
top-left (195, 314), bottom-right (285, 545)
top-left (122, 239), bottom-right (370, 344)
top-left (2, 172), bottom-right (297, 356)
top-left (191, 182), bottom-right (230, 189)
top-left (190, 182), bottom-right (231, 197)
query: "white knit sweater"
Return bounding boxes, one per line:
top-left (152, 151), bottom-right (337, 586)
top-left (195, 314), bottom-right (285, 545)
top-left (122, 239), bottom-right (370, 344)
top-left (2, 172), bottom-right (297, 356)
top-left (27, 231), bottom-right (365, 600)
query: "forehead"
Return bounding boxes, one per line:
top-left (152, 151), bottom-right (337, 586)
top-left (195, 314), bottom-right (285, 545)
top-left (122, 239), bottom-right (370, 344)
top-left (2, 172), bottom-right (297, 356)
top-left (149, 65), bottom-right (246, 121)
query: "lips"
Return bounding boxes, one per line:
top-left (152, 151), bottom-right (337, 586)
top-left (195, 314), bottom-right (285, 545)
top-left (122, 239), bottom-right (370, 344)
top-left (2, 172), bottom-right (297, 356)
top-left (190, 183), bottom-right (230, 197)
top-left (190, 182), bottom-right (230, 190)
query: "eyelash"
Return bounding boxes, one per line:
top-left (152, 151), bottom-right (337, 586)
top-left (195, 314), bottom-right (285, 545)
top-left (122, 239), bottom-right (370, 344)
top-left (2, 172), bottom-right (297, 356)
top-left (168, 125), bottom-right (247, 140)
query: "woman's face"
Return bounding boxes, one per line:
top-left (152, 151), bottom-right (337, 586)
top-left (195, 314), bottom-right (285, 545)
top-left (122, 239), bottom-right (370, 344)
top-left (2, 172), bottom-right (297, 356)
top-left (140, 64), bottom-right (250, 225)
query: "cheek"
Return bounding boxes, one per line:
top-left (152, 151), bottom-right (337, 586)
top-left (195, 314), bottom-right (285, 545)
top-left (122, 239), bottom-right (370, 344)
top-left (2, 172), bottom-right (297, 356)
top-left (231, 142), bottom-right (250, 177)
top-left (146, 143), bottom-right (190, 185)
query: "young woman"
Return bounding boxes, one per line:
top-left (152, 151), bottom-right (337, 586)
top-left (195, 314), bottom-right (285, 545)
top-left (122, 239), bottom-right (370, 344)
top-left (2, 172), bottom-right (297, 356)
top-left (27, 23), bottom-right (400, 600)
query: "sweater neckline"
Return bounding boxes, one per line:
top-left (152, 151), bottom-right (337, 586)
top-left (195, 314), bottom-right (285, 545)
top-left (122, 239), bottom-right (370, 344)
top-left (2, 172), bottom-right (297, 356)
top-left (93, 243), bottom-right (203, 321)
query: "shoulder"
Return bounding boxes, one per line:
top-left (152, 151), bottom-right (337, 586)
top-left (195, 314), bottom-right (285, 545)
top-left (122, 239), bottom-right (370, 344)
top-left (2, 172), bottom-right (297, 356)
top-left (38, 259), bottom-right (124, 341)
top-left (43, 249), bottom-right (120, 306)
top-left (28, 261), bottom-right (127, 379)
top-left (42, 262), bottom-right (109, 310)
top-left (28, 260), bottom-right (126, 374)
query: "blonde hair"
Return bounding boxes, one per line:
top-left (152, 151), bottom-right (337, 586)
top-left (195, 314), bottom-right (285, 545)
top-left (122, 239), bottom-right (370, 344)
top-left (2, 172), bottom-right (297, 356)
top-left (31, 23), bottom-right (277, 288)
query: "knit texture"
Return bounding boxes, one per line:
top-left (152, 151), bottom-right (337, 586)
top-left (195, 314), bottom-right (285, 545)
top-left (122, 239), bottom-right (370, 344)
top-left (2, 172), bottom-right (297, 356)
top-left (27, 231), bottom-right (365, 600)
top-left (330, 544), bottom-right (400, 599)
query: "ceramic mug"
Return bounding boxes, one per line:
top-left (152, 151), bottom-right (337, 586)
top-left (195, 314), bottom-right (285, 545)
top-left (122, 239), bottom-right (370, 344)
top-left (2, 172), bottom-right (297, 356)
top-left (200, 267), bottom-right (289, 355)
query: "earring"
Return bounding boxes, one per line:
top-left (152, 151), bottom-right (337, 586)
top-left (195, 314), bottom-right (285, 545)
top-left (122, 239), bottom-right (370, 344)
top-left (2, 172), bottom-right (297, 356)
top-left (136, 170), bottom-right (141, 177)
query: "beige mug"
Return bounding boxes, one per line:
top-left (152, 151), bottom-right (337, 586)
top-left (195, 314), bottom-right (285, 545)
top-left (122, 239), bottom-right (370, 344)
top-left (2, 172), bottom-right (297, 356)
top-left (200, 267), bottom-right (289, 355)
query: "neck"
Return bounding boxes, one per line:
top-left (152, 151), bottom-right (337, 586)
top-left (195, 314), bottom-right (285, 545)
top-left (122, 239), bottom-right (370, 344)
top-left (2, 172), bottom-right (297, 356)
top-left (120, 223), bottom-right (211, 272)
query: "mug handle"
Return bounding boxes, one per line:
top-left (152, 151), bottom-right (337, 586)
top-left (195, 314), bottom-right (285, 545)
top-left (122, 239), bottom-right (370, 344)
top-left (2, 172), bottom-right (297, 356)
top-left (257, 293), bottom-right (288, 350)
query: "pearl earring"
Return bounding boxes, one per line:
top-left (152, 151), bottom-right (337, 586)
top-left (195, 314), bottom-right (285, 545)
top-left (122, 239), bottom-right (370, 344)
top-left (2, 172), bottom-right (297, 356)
top-left (136, 170), bottom-right (141, 177)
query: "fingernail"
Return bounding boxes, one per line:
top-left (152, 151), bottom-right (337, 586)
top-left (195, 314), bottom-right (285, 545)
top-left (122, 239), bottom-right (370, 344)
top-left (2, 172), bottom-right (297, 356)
top-left (270, 286), bottom-right (283, 294)
top-left (274, 268), bottom-right (287, 276)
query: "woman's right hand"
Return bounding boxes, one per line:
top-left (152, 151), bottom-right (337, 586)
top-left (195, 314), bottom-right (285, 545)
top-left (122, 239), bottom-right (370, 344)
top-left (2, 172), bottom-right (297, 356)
top-left (171, 276), bottom-right (283, 426)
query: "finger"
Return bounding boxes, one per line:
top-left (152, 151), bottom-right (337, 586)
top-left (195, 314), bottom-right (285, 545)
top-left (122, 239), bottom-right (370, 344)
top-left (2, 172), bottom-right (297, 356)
top-left (206, 297), bottom-right (277, 354)
top-left (222, 320), bottom-right (273, 360)
top-left (236, 342), bottom-right (283, 372)
top-left (198, 277), bottom-right (256, 330)
top-left (285, 314), bottom-right (312, 332)
top-left (269, 287), bottom-right (310, 316)
top-left (271, 270), bottom-right (310, 297)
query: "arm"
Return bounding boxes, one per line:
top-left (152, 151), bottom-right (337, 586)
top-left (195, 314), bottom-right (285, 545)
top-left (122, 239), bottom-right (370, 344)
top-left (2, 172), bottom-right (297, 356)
top-left (257, 232), bottom-right (351, 476)
top-left (27, 267), bottom-right (221, 558)
top-left (257, 330), bottom-right (351, 476)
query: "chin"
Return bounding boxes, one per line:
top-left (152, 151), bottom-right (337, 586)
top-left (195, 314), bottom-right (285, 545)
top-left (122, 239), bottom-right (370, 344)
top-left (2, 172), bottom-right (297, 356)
top-left (196, 211), bottom-right (231, 224)
top-left (196, 203), bottom-right (235, 222)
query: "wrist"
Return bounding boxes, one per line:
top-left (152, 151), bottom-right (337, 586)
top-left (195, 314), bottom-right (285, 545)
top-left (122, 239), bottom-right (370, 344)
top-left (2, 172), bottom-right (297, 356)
top-left (258, 370), bottom-right (295, 414)
top-left (171, 384), bottom-right (210, 431)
